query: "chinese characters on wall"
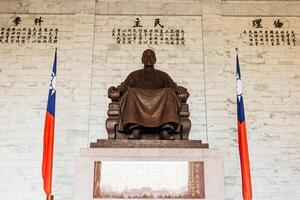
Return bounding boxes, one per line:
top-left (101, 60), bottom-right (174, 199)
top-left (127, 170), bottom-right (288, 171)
top-left (0, 16), bottom-right (59, 44)
top-left (112, 18), bottom-right (186, 45)
top-left (243, 18), bottom-right (296, 46)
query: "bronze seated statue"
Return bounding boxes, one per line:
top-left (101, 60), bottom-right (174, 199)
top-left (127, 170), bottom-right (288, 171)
top-left (106, 49), bottom-right (191, 140)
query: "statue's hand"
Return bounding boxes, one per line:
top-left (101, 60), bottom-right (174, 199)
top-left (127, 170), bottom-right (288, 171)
top-left (108, 86), bottom-right (118, 95)
top-left (176, 86), bottom-right (187, 94)
top-left (117, 85), bottom-right (127, 94)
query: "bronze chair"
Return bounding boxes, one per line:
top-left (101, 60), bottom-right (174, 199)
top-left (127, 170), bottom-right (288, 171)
top-left (106, 89), bottom-right (191, 140)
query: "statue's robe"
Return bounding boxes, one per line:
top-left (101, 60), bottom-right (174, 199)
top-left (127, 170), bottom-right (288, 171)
top-left (117, 68), bottom-right (180, 132)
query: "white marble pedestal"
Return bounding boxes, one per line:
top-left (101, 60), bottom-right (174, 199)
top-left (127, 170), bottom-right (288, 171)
top-left (73, 141), bottom-right (224, 200)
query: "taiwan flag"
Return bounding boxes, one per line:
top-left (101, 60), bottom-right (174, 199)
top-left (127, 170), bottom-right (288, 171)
top-left (236, 53), bottom-right (252, 200)
top-left (42, 49), bottom-right (57, 200)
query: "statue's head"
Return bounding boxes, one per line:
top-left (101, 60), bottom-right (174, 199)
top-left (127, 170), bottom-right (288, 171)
top-left (142, 49), bottom-right (156, 67)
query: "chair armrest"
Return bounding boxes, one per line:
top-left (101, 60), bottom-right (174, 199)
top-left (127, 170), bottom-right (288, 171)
top-left (108, 87), bottom-right (121, 101)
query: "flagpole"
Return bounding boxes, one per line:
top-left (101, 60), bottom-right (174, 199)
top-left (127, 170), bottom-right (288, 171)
top-left (47, 48), bottom-right (57, 200)
top-left (42, 48), bottom-right (57, 200)
top-left (49, 47), bottom-right (56, 200)
top-left (235, 48), bottom-right (253, 200)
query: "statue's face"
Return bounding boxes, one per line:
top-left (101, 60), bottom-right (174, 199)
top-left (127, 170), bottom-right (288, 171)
top-left (142, 50), bottom-right (156, 66)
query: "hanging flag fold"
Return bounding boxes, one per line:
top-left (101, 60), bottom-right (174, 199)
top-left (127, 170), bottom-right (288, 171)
top-left (42, 49), bottom-right (57, 199)
top-left (236, 53), bottom-right (253, 200)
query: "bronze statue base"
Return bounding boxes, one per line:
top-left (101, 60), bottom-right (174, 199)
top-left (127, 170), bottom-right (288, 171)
top-left (90, 139), bottom-right (209, 148)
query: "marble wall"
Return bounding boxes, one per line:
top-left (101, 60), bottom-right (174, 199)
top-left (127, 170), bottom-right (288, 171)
top-left (0, 0), bottom-right (299, 200)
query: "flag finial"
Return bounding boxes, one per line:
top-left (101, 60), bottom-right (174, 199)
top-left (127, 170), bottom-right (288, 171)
top-left (235, 47), bottom-right (238, 52)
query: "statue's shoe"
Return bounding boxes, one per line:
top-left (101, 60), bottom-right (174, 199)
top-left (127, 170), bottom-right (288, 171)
top-left (128, 130), bottom-right (141, 139)
top-left (159, 131), bottom-right (175, 140)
